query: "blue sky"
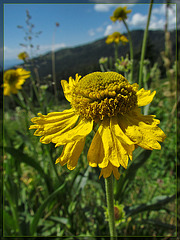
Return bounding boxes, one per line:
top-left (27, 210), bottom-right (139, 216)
top-left (4, 3), bottom-right (176, 69)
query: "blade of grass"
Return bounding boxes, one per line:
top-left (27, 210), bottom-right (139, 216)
top-left (4, 182), bottom-right (22, 235)
top-left (125, 194), bottom-right (176, 217)
top-left (29, 181), bottom-right (66, 235)
top-left (138, 0), bottom-right (154, 88)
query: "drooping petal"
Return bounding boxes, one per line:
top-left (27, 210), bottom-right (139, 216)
top-left (99, 162), bottom-right (120, 180)
top-left (137, 88), bottom-right (156, 107)
top-left (55, 137), bottom-right (86, 170)
top-left (98, 118), bottom-right (120, 168)
top-left (87, 130), bottom-right (104, 167)
top-left (111, 116), bottom-right (134, 145)
top-left (53, 117), bottom-right (93, 146)
top-left (88, 117), bottom-right (133, 170)
top-left (16, 68), bottom-right (30, 78)
top-left (29, 109), bottom-right (79, 144)
top-left (119, 108), bottom-right (166, 150)
top-left (88, 119), bottom-right (112, 168)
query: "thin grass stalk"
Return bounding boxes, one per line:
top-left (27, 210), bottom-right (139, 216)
top-left (52, 31), bottom-right (58, 105)
top-left (114, 43), bottom-right (118, 63)
top-left (123, 20), bottom-right (134, 83)
top-left (138, 0), bottom-right (154, 88)
top-left (105, 174), bottom-right (117, 239)
top-left (5, 182), bottom-right (22, 235)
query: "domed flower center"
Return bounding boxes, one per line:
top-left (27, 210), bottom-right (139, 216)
top-left (5, 70), bottom-right (18, 85)
top-left (71, 72), bottom-right (138, 121)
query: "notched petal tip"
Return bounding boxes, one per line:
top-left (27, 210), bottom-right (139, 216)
top-left (99, 163), bottom-right (120, 180)
top-left (137, 88), bottom-right (156, 107)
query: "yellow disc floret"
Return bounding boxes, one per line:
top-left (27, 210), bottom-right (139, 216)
top-left (70, 72), bottom-right (138, 121)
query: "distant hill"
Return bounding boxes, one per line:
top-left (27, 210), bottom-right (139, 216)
top-left (21, 29), bottom-right (176, 93)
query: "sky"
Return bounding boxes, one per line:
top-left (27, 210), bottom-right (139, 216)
top-left (3, 3), bottom-right (177, 69)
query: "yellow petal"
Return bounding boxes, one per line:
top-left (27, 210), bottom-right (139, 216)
top-left (88, 117), bottom-right (132, 170)
top-left (61, 74), bottom-right (81, 102)
top-left (53, 118), bottom-right (93, 146)
top-left (29, 109), bottom-right (79, 144)
top-left (99, 162), bottom-right (120, 180)
top-left (112, 166), bottom-right (121, 180)
top-left (40, 114), bottom-right (78, 144)
top-left (137, 88), bottom-right (156, 107)
top-left (55, 137), bottom-right (86, 170)
top-left (61, 80), bottom-right (72, 102)
top-left (98, 118), bottom-right (119, 168)
top-left (87, 130), bottom-right (104, 167)
top-left (99, 162), bottom-right (113, 179)
top-left (111, 116), bottom-right (134, 145)
top-left (121, 109), bottom-right (166, 150)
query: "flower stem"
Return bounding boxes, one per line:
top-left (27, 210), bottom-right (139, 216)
top-left (123, 20), bottom-right (133, 83)
top-left (138, 0), bottom-right (154, 88)
top-left (105, 174), bottom-right (117, 240)
top-left (114, 43), bottom-right (118, 63)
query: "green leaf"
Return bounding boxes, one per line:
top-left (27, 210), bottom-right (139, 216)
top-left (3, 210), bottom-right (17, 235)
top-left (142, 219), bottom-right (176, 230)
top-left (30, 182), bottom-right (66, 235)
top-left (4, 182), bottom-right (22, 235)
top-left (47, 216), bottom-right (69, 225)
top-left (125, 194), bottom-right (176, 217)
top-left (70, 166), bottom-right (90, 200)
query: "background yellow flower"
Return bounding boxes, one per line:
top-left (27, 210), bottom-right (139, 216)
top-left (110, 6), bottom-right (132, 22)
top-left (106, 32), bottom-right (129, 45)
top-left (18, 51), bottom-right (29, 61)
top-left (2, 68), bottom-right (30, 96)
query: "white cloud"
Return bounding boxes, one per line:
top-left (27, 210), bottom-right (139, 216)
top-left (125, 4), bottom-right (176, 31)
top-left (153, 4), bottom-right (166, 15)
top-left (149, 16), bottom-right (165, 30)
top-left (94, 3), bottom-right (134, 12)
top-left (129, 13), bottom-right (147, 28)
top-left (94, 4), bottom-right (116, 12)
top-left (4, 43), bottom-right (66, 60)
top-left (104, 22), bottom-right (125, 36)
top-left (151, 4), bottom-right (176, 30)
top-left (96, 27), bottom-right (104, 32)
top-left (88, 26), bottom-right (104, 37)
top-left (88, 29), bottom-right (95, 36)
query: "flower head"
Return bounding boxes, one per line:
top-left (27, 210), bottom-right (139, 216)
top-left (2, 68), bottom-right (30, 96)
top-left (105, 203), bottom-right (125, 225)
top-left (106, 32), bottom-right (128, 45)
top-left (99, 57), bottom-right (108, 65)
top-left (110, 6), bottom-right (132, 22)
top-left (18, 52), bottom-right (29, 61)
top-left (115, 55), bottom-right (132, 73)
top-left (30, 72), bottom-right (166, 180)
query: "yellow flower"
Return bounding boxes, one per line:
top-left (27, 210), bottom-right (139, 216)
top-left (18, 52), bottom-right (29, 61)
top-left (106, 32), bottom-right (128, 45)
top-left (29, 72), bottom-right (166, 180)
top-left (110, 6), bottom-right (132, 22)
top-left (2, 68), bottom-right (30, 96)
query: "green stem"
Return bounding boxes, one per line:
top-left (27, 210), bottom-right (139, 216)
top-left (105, 174), bottom-right (117, 239)
top-left (52, 29), bottom-right (58, 105)
top-left (44, 145), bottom-right (60, 182)
top-left (138, 0), bottom-right (154, 88)
top-left (114, 43), bottom-right (118, 63)
top-left (123, 20), bottom-right (133, 83)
